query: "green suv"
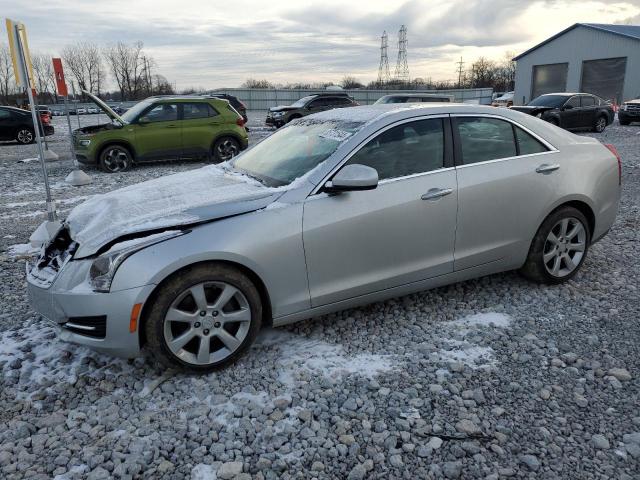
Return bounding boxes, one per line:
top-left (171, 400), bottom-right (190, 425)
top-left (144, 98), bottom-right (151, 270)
top-left (75, 92), bottom-right (249, 172)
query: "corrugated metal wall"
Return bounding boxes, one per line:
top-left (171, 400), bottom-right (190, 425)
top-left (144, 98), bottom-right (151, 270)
top-left (209, 88), bottom-right (494, 110)
top-left (514, 26), bottom-right (640, 105)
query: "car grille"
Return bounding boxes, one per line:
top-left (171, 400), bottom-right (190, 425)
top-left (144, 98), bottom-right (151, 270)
top-left (63, 316), bottom-right (107, 339)
top-left (625, 104), bottom-right (640, 114)
top-left (28, 227), bottom-right (77, 288)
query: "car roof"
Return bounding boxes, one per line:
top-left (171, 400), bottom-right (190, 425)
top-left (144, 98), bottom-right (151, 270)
top-left (0, 106), bottom-right (28, 113)
top-left (381, 93), bottom-right (452, 98)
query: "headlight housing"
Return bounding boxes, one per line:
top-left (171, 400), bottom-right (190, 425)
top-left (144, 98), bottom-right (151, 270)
top-left (78, 139), bottom-right (91, 146)
top-left (535, 112), bottom-right (543, 118)
top-left (89, 230), bottom-right (184, 292)
top-left (622, 104), bottom-right (628, 111)
top-left (272, 111), bottom-right (284, 117)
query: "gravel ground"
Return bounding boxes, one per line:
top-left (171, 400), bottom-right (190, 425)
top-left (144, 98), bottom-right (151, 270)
top-left (0, 114), bottom-right (639, 480)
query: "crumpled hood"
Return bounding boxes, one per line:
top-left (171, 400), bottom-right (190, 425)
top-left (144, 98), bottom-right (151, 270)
top-left (510, 105), bottom-right (555, 115)
top-left (67, 165), bottom-right (278, 258)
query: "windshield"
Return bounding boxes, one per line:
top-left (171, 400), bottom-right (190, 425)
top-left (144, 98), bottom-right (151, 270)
top-left (120, 99), bottom-right (153, 123)
top-left (290, 95), bottom-right (316, 108)
top-left (528, 95), bottom-right (568, 108)
top-left (232, 118), bottom-right (363, 187)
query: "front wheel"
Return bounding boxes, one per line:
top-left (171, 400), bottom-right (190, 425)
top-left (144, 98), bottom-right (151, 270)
top-left (99, 145), bottom-right (132, 173)
top-left (144, 264), bottom-right (262, 372)
top-left (593, 115), bottom-right (607, 133)
top-left (212, 137), bottom-right (240, 163)
top-left (520, 207), bottom-right (591, 284)
top-left (16, 127), bottom-right (34, 144)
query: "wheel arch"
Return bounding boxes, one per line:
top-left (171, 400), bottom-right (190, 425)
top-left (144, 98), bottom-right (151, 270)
top-left (97, 140), bottom-right (137, 161)
top-left (138, 259), bottom-right (273, 349)
top-left (539, 198), bottom-right (596, 240)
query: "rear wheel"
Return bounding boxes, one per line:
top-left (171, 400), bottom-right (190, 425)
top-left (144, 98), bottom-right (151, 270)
top-left (99, 145), bottom-right (132, 173)
top-left (520, 206), bottom-right (590, 284)
top-left (212, 137), bottom-right (240, 163)
top-left (593, 115), bottom-right (607, 133)
top-left (16, 127), bottom-right (34, 144)
top-left (145, 264), bottom-right (262, 372)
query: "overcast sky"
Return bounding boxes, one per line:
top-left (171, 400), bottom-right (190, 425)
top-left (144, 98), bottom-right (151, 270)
top-left (5, 0), bottom-right (640, 89)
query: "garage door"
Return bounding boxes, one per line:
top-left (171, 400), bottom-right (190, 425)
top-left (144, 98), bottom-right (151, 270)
top-left (531, 63), bottom-right (568, 99)
top-left (581, 57), bottom-right (627, 104)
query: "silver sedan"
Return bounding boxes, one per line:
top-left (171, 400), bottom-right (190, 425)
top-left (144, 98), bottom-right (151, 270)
top-left (27, 104), bottom-right (621, 371)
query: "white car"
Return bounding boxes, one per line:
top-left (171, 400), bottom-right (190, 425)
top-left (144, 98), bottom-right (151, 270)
top-left (492, 92), bottom-right (514, 108)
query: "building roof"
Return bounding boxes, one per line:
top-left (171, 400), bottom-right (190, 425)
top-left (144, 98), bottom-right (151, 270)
top-left (514, 23), bottom-right (640, 61)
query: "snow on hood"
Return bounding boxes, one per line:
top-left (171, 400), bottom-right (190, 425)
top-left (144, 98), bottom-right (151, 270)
top-left (67, 165), bottom-right (275, 257)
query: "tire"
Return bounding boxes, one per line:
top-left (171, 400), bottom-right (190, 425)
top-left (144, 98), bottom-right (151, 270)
top-left (144, 263), bottom-right (262, 372)
top-left (212, 137), bottom-right (240, 163)
top-left (16, 127), bottom-right (34, 145)
top-left (99, 145), bottom-right (132, 173)
top-left (520, 206), bottom-right (591, 284)
top-left (593, 115), bottom-right (607, 133)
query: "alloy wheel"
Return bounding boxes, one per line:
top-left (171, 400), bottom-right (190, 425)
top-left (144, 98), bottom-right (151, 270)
top-left (595, 117), bottom-right (607, 133)
top-left (102, 147), bottom-right (130, 172)
top-left (216, 139), bottom-right (239, 161)
top-left (163, 281), bottom-right (251, 366)
top-left (542, 217), bottom-right (586, 278)
top-left (17, 129), bottom-right (33, 144)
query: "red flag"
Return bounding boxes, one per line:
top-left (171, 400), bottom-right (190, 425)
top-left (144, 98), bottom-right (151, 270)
top-left (52, 58), bottom-right (68, 97)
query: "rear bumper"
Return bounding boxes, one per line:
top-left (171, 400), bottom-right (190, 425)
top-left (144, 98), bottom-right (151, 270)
top-left (27, 278), bottom-right (155, 358)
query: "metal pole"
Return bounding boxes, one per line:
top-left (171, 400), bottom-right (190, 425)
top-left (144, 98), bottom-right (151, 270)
top-left (15, 24), bottom-right (55, 222)
top-left (64, 95), bottom-right (79, 167)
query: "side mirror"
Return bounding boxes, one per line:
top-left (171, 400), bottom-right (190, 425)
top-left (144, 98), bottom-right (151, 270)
top-left (324, 164), bottom-right (378, 193)
top-left (138, 116), bottom-right (150, 124)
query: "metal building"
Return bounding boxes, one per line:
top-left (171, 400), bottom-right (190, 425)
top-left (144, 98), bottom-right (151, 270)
top-left (513, 23), bottom-right (640, 105)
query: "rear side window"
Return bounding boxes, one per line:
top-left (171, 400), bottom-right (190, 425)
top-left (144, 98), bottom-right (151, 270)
top-left (456, 117), bottom-right (516, 164)
top-left (345, 118), bottom-right (444, 180)
top-left (515, 126), bottom-right (548, 155)
top-left (183, 103), bottom-right (218, 119)
top-left (581, 96), bottom-right (595, 107)
top-left (565, 96), bottom-right (580, 108)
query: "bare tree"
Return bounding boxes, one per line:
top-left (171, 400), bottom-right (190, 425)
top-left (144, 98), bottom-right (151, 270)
top-left (340, 76), bottom-right (364, 89)
top-left (61, 41), bottom-right (105, 94)
top-left (241, 78), bottom-right (273, 89)
top-left (103, 41), bottom-right (147, 100)
top-left (0, 42), bottom-right (15, 104)
top-left (31, 53), bottom-right (57, 102)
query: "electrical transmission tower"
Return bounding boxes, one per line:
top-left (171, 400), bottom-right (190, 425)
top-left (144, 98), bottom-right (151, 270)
top-left (456, 57), bottom-right (465, 88)
top-left (394, 25), bottom-right (409, 83)
top-left (377, 31), bottom-right (390, 84)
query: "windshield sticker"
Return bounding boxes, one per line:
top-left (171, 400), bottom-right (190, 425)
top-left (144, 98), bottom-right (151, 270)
top-left (318, 129), bottom-right (353, 142)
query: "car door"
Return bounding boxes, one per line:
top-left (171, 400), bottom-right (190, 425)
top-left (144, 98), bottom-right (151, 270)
top-left (452, 115), bottom-right (561, 270)
top-left (560, 96), bottom-right (581, 129)
top-left (132, 102), bottom-right (182, 161)
top-left (306, 97), bottom-right (331, 114)
top-left (579, 95), bottom-right (596, 128)
top-left (180, 102), bottom-right (222, 158)
top-left (0, 108), bottom-right (12, 140)
top-left (303, 116), bottom-right (458, 307)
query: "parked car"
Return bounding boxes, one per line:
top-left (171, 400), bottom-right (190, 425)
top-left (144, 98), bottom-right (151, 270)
top-left (207, 93), bottom-right (248, 122)
top-left (491, 92), bottom-right (514, 107)
top-left (266, 93), bottom-right (358, 127)
top-left (27, 104), bottom-right (621, 371)
top-left (618, 98), bottom-right (640, 125)
top-left (52, 110), bottom-right (65, 116)
top-left (510, 93), bottom-right (614, 132)
top-left (0, 105), bottom-right (54, 144)
top-left (72, 91), bottom-right (248, 172)
top-left (87, 106), bottom-right (100, 114)
top-left (76, 107), bottom-right (87, 115)
top-left (374, 93), bottom-right (453, 104)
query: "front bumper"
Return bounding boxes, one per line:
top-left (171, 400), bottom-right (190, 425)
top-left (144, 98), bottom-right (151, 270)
top-left (265, 114), bottom-right (285, 127)
top-left (44, 125), bottom-right (54, 136)
top-left (619, 110), bottom-right (640, 122)
top-left (27, 278), bottom-right (155, 358)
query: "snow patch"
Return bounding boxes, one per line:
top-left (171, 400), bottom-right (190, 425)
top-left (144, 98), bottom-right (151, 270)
top-left (7, 243), bottom-right (39, 257)
top-left (450, 312), bottom-right (511, 329)
top-left (191, 464), bottom-right (217, 480)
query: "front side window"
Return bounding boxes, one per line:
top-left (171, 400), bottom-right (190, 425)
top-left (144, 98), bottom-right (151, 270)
top-left (565, 96), bottom-right (580, 108)
top-left (143, 103), bottom-right (178, 123)
top-left (581, 96), bottom-right (595, 107)
top-left (345, 119), bottom-right (444, 180)
top-left (308, 98), bottom-right (328, 109)
top-left (183, 103), bottom-right (217, 119)
top-left (456, 117), bottom-right (516, 164)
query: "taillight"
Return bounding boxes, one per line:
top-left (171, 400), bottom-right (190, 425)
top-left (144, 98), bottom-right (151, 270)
top-left (236, 117), bottom-right (246, 127)
top-left (604, 144), bottom-right (621, 186)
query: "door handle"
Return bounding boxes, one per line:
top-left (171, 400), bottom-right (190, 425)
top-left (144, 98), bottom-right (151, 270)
top-left (421, 188), bottom-right (453, 201)
top-left (535, 164), bottom-right (560, 174)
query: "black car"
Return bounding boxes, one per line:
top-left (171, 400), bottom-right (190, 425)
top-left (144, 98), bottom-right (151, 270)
top-left (207, 93), bottom-right (248, 122)
top-left (510, 93), bottom-right (614, 132)
top-left (266, 93), bottom-right (358, 127)
top-left (618, 99), bottom-right (640, 125)
top-left (0, 106), bottom-right (54, 144)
